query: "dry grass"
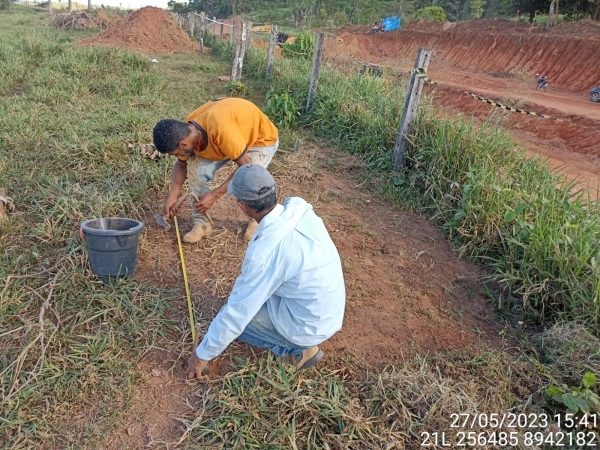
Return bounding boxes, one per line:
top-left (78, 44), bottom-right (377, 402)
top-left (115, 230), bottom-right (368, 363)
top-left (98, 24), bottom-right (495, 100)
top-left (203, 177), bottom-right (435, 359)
top-left (164, 351), bottom-right (543, 449)
top-left (534, 322), bottom-right (600, 387)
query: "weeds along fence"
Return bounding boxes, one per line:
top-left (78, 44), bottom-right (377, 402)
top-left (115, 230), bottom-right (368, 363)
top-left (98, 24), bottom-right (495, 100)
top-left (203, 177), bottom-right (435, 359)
top-left (202, 33), bottom-right (600, 330)
top-left (172, 12), bottom-right (241, 53)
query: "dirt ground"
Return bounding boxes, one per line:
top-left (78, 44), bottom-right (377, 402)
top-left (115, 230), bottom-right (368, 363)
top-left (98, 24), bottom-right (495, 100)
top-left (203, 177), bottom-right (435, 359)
top-left (106, 145), bottom-right (502, 449)
top-left (326, 22), bottom-right (600, 197)
top-left (79, 7), bottom-right (197, 53)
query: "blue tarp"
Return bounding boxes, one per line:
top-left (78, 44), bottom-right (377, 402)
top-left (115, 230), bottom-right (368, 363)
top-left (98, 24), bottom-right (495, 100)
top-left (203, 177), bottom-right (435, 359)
top-left (382, 16), bottom-right (401, 31)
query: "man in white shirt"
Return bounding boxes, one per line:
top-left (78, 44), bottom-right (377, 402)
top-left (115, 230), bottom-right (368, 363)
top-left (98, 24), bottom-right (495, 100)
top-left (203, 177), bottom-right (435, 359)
top-left (185, 164), bottom-right (346, 378)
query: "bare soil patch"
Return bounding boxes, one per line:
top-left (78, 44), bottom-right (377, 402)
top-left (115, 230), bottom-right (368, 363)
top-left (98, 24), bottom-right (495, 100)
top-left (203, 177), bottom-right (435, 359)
top-left (106, 144), bottom-right (501, 448)
top-left (79, 6), bottom-right (196, 54)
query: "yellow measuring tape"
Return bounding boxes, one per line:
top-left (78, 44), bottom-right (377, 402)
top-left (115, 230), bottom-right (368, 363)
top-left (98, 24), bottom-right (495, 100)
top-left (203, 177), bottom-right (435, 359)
top-left (174, 216), bottom-right (196, 346)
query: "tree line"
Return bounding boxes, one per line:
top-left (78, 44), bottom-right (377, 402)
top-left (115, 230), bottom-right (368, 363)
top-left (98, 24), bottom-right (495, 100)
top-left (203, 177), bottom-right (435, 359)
top-left (167, 0), bottom-right (599, 25)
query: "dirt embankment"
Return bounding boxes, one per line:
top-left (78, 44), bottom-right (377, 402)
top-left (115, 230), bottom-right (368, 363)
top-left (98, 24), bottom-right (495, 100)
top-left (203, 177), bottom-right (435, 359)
top-left (327, 20), bottom-right (600, 195)
top-left (79, 6), bottom-right (197, 54)
top-left (331, 19), bottom-right (600, 93)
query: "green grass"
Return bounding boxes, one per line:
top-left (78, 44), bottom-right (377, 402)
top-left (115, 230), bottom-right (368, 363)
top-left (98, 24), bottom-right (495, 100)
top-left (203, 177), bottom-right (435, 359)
top-left (407, 117), bottom-right (600, 325)
top-left (0, 10), bottom-right (232, 447)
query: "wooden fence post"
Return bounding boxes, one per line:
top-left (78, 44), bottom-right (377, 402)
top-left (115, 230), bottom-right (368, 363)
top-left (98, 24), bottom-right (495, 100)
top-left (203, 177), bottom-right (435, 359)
top-left (229, 24), bottom-right (235, 47)
top-left (87, 0), bottom-right (91, 11)
top-left (220, 21), bottom-right (224, 39)
top-left (266, 24), bottom-right (277, 80)
top-left (68, 0), bottom-right (72, 13)
top-left (392, 48), bottom-right (431, 170)
top-left (188, 12), bottom-right (195, 37)
top-left (231, 21), bottom-right (248, 82)
top-left (306, 32), bottom-right (325, 112)
top-left (245, 21), bottom-right (253, 55)
top-left (198, 12), bottom-right (205, 53)
top-left (212, 17), bottom-right (216, 35)
top-left (48, 0), bottom-right (52, 14)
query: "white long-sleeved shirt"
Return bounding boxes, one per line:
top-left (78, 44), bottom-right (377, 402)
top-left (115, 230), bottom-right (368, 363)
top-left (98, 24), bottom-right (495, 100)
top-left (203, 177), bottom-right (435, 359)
top-left (195, 197), bottom-right (346, 360)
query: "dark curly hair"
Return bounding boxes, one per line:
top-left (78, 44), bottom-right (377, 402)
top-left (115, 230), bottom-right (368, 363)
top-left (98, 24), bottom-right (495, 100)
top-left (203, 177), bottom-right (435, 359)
top-left (153, 119), bottom-right (191, 153)
top-left (240, 191), bottom-right (277, 213)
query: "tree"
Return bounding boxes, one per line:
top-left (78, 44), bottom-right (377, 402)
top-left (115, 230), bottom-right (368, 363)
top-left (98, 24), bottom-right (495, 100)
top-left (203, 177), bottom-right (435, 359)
top-left (414, 5), bottom-right (448, 20)
top-left (333, 10), bottom-right (348, 26)
top-left (470, 0), bottom-right (486, 17)
top-left (547, 0), bottom-right (557, 27)
top-left (592, 0), bottom-right (600, 20)
top-left (0, 0), bottom-right (10, 9)
top-left (291, 0), bottom-right (317, 27)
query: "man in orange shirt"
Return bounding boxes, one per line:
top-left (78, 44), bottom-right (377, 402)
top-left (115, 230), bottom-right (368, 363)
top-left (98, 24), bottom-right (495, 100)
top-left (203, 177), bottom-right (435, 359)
top-left (153, 98), bottom-right (279, 243)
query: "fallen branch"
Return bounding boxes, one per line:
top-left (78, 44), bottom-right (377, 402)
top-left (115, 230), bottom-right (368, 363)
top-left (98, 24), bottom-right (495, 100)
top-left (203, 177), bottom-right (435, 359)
top-left (0, 187), bottom-right (13, 224)
top-left (2, 269), bottom-right (63, 403)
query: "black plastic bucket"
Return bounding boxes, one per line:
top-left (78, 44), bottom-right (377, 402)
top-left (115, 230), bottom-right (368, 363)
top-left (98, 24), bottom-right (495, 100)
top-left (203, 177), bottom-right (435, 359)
top-left (81, 218), bottom-right (144, 284)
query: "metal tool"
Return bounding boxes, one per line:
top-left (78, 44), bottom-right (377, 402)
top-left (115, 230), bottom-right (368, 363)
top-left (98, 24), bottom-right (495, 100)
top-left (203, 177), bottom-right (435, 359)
top-left (154, 192), bottom-right (190, 230)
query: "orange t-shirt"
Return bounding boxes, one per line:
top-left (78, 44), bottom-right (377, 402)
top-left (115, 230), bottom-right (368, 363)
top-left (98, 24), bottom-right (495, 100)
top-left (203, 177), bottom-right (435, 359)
top-left (179, 98), bottom-right (278, 162)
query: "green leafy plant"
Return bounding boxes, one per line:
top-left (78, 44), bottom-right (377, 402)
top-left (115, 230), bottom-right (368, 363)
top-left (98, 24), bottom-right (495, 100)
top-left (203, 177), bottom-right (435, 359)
top-left (210, 37), bottom-right (234, 60)
top-left (265, 90), bottom-right (299, 129)
top-left (225, 81), bottom-right (247, 97)
top-left (414, 6), bottom-right (447, 22)
top-left (547, 372), bottom-right (600, 414)
top-left (282, 31), bottom-right (314, 60)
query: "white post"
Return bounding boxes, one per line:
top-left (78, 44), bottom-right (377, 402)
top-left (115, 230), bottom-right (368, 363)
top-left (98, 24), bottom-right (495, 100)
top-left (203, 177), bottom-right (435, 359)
top-left (231, 21), bottom-right (248, 82)
top-left (199, 12), bottom-right (205, 53)
top-left (266, 24), bottom-right (277, 80)
top-left (306, 32), bottom-right (325, 112)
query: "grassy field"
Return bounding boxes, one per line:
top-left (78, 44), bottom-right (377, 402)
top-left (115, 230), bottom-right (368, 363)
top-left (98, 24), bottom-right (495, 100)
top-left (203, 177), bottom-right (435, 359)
top-left (0, 6), bottom-right (229, 447)
top-left (1, 5), bottom-right (599, 449)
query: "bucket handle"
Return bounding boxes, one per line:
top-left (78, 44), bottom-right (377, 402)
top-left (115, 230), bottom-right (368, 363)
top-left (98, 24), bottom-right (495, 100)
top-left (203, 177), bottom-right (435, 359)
top-left (115, 235), bottom-right (129, 248)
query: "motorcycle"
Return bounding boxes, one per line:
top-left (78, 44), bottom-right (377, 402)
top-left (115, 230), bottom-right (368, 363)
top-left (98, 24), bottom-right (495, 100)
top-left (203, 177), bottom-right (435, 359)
top-left (536, 74), bottom-right (548, 92)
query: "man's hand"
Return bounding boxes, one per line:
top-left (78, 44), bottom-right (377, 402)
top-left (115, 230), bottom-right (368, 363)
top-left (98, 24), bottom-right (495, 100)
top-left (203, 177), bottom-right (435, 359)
top-left (164, 193), bottom-right (180, 220)
top-left (193, 191), bottom-right (218, 214)
top-left (185, 351), bottom-right (209, 379)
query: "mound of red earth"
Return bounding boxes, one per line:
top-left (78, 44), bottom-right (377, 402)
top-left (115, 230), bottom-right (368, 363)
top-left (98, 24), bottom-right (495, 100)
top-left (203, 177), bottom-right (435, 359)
top-left (79, 6), bottom-right (196, 54)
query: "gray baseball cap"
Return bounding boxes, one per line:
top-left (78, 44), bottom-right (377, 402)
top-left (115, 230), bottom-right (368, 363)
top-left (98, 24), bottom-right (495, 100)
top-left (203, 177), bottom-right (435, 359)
top-left (227, 164), bottom-right (277, 201)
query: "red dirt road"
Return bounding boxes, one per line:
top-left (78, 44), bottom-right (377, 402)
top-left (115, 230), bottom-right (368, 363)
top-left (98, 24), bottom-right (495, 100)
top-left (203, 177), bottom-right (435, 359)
top-left (327, 21), bottom-right (600, 196)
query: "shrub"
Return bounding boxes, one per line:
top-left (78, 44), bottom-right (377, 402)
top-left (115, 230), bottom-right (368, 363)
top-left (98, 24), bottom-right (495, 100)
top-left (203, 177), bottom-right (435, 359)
top-left (265, 90), bottom-right (299, 129)
top-left (282, 31), bottom-right (314, 60)
top-left (208, 36), bottom-right (234, 60)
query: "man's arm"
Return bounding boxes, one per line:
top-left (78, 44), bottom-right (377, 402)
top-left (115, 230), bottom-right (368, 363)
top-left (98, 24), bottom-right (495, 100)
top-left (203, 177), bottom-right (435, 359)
top-left (165, 159), bottom-right (188, 219)
top-left (185, 257), bottom-right (283, 378)
top-left (193, 152), bottom-right (252, 214)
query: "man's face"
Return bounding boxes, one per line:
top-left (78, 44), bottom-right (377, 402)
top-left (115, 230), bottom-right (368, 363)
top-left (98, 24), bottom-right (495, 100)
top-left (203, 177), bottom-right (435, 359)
top-left (168, 126), bottom-right (200, 158)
